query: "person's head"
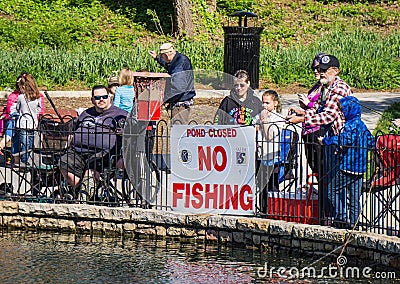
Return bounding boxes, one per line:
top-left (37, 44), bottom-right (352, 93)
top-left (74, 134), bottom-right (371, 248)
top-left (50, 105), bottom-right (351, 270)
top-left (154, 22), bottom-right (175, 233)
top-left (108, 75), bottom-right (120, 95)
top-left (311, 52), bottom-right (327, 80)
top-left (339, 96), bottom-right (361, 121)
top-left (17, 72), bottom-right (40, 101)
top-left (91, 85), bottom-right (112, 113)
top-left (260, 89), bottom-right (282, 113)
top-left (119, 68), bottom-right (134, 86)
top-left (159, 43), bottom-right (176, 63)
top-left (233, 70), bottom-right (250, 99)
top-left (317, 55), bottom-right (340, 86)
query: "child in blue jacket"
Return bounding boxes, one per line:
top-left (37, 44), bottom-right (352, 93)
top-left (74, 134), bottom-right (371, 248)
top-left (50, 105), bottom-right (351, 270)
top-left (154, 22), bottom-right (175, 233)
top-left (318, 96), bottom-right (374, 228)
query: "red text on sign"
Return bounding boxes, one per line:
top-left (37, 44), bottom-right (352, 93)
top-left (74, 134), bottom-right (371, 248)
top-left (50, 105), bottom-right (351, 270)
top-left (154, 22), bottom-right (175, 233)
top-left (172, 182), bottom-right (253, 211)
top-left (198, 146), bottom-right (227, 172)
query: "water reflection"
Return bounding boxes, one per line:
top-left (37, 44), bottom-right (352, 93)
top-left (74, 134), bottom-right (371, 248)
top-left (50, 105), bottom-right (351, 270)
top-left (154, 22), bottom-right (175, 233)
top-left (0, 231), bottom-right (397, 283)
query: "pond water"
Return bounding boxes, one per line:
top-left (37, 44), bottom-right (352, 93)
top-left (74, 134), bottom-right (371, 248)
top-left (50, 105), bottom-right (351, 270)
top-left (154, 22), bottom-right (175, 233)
top-left (0, 231), bottom-right (397, 284)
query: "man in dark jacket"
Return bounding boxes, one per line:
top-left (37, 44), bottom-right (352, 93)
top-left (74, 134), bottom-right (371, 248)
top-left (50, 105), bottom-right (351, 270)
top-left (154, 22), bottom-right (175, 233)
top-left (149, 43), bottom-right (196, 124)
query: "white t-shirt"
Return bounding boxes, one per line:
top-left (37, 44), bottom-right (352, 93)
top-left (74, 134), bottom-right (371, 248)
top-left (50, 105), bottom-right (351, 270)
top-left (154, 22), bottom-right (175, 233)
top-left (259, 111), bottom-right (285, 162)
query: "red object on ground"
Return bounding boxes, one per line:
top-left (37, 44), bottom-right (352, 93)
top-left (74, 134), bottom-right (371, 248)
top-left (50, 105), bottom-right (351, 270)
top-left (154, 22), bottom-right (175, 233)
top-left (267, 173), bottom-right (319, 225)
top-left (267, 192), bottom-right (319, 225)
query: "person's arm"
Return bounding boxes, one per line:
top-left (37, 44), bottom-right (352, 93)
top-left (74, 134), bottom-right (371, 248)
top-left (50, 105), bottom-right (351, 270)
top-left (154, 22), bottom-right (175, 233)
top-left (261, 111), bottom-right (279, 141)
top-left (214, 97), bottom-right (233, 125)
top-left (304, 81), bottom-right (351, 127)
top-left (155, 55), bottom-right (169, 69)
top-left (10, 101), bottom-right (18, 114)
top-left (304, 93), bottom-right (341, 127)
top-left (5, 92), bottom-right (19, 119)
top-left (322, 135), bottom-right (339, 145)
top-left (113, 87), bottom-right (121, 108)
top-left (39, 92), bottom-right (45, 115)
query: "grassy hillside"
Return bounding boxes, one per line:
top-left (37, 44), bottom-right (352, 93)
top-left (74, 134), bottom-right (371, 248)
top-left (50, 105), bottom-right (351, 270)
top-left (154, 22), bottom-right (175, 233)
top-left (0, 0), bottom-right (399, 91)
top-left (1, 0), bottom-right (398, 47)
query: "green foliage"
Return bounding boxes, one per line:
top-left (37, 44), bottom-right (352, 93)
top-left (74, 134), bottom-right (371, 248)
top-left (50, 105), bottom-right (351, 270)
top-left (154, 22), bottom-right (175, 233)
top-left (257, 29), bottom-right (400, 90)
top-left (217, 0), bottom-right (255, 14)
top-left (191, 0), bottom-right (222, 39)
top-left (0, 0), bottom-right (399, 91)
top-left (0, 29), bottom-right (398, 91)
top-left (374, 103), bottom-right (400, 135)
top-left (0, 0), bottom-right (148, 48)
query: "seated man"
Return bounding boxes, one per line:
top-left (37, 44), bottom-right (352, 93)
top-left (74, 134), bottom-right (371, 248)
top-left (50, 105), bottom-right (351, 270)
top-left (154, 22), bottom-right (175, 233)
top-left (59, 85), bottom-right (128, 200)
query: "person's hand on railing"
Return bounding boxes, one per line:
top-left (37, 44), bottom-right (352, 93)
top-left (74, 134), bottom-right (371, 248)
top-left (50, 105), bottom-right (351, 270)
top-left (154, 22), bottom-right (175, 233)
top-left (285, 107), bottom-right (305, 124)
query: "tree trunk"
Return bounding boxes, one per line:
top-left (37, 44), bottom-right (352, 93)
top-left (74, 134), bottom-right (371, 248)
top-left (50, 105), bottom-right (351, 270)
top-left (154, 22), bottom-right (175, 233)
top-left (173, 0), bottom-right (194, 37)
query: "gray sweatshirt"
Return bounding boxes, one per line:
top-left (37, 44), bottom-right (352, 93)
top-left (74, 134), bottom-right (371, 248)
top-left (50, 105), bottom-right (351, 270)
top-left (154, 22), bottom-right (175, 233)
top-left (10, 94), bottom-right (42, 129)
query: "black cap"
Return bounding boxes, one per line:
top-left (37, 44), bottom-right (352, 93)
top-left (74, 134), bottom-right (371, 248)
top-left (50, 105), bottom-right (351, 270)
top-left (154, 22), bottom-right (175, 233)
top-left (318, 55), bottom-right (340, 69)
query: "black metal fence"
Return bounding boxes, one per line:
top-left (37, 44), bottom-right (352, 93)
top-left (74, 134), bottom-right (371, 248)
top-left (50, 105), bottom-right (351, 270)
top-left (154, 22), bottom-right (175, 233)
top-left (0, 114), bottom-right (399, 237)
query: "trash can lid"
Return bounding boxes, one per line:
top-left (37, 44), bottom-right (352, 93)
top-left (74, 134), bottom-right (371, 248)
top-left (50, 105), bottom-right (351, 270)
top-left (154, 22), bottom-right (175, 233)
top-left (228, 11), bottom-right (257, 18)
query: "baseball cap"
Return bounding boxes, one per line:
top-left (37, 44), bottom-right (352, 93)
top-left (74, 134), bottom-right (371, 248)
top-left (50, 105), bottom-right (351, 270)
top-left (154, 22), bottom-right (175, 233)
top-left (311, 52), bottom-right (327, 69)
top-left (160, 43), bottom-right (174, 54)
top-left (318, 55), bottom-right (340, 69)
top-left (108, 75), bottom-right (119, 86)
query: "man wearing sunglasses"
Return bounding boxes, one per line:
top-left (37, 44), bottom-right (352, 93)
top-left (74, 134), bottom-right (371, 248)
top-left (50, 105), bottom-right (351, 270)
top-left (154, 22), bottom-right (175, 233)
top-left (59, 85), bottom-right (128, 201)
top-left (286, 55), bottom-right (353, 224)
top-left (287, 55), bottom-right (351, 137)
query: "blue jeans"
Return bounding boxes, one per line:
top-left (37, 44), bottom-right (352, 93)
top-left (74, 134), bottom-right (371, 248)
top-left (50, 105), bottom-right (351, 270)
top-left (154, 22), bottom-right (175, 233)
top-left (17, 129), bottom-right (35, 163)
top-left (329, 170), bottom-right (362, 225)
top-left (5, 116), bottom-right (20, 153)
top-left (323, 144), bottom-right (340, 217)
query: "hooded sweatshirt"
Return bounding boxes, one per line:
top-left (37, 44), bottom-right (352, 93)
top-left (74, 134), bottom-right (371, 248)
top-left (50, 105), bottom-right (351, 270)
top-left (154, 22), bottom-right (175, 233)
top-left (214, 89), bottom-right (263, 125)
top-left (322, 96), bottom-right (374, 174)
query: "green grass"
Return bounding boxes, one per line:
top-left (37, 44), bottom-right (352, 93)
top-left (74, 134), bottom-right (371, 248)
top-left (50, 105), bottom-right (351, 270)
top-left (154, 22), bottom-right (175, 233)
top-left (0, 29), bottom-right (398, 91)
top-left (0, 0), bottom-right (399, 90)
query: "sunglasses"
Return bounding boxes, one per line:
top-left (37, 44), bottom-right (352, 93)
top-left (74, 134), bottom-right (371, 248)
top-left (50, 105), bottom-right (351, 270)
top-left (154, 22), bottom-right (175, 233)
top-left (234, 83), bottom-right (247, 88)
top-left (317, 67), bottom-right (329, 73)
top-left (93, 95), bottom-right (109, 100)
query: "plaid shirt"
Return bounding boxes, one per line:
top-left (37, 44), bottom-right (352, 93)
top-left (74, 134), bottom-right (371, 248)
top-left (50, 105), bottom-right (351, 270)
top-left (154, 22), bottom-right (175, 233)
top-left (304, 76), bottom-right (352, 135)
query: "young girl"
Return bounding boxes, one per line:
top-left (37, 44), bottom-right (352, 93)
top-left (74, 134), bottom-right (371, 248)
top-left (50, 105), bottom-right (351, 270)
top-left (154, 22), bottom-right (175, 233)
top-left (10, 73), bottom-right (43, 163)
top-left (257, 90), bottom-right (284, 205)
top-left (0, 73), bottom-right (44, 153)
top-left (113, 68), bottom-right (135, 114)
top-left (260, 89), bottom-right (284, 157)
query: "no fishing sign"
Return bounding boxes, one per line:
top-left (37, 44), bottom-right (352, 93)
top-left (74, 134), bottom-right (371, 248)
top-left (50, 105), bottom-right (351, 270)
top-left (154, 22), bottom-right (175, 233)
top-left (169, 125), bottom-right (256, 215)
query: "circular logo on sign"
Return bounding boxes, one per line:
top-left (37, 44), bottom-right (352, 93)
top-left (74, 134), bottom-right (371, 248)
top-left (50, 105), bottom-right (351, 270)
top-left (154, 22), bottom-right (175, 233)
top-left (179, 149), bottom-right (192, 163)
top-left (321, 55), bottom-right (330, 64)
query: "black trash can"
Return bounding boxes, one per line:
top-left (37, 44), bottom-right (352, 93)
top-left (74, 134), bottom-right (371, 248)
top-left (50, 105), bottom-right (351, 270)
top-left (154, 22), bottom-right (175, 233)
top-left (223, 11), bottom-right (263, 89)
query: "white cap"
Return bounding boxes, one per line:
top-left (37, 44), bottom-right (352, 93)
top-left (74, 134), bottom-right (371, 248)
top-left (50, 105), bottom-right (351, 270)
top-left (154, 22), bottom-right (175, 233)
top-left (160, 43), bottom-right (174, 54)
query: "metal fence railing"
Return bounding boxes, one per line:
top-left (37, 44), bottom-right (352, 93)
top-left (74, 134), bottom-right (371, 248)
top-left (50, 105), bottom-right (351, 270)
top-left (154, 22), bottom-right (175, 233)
top-left (0, 114), bottom-right (399, 237)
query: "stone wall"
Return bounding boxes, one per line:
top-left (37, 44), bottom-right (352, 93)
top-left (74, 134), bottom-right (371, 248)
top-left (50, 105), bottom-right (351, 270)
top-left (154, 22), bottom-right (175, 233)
top-left (1, 201), bottom-right (400, 269)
